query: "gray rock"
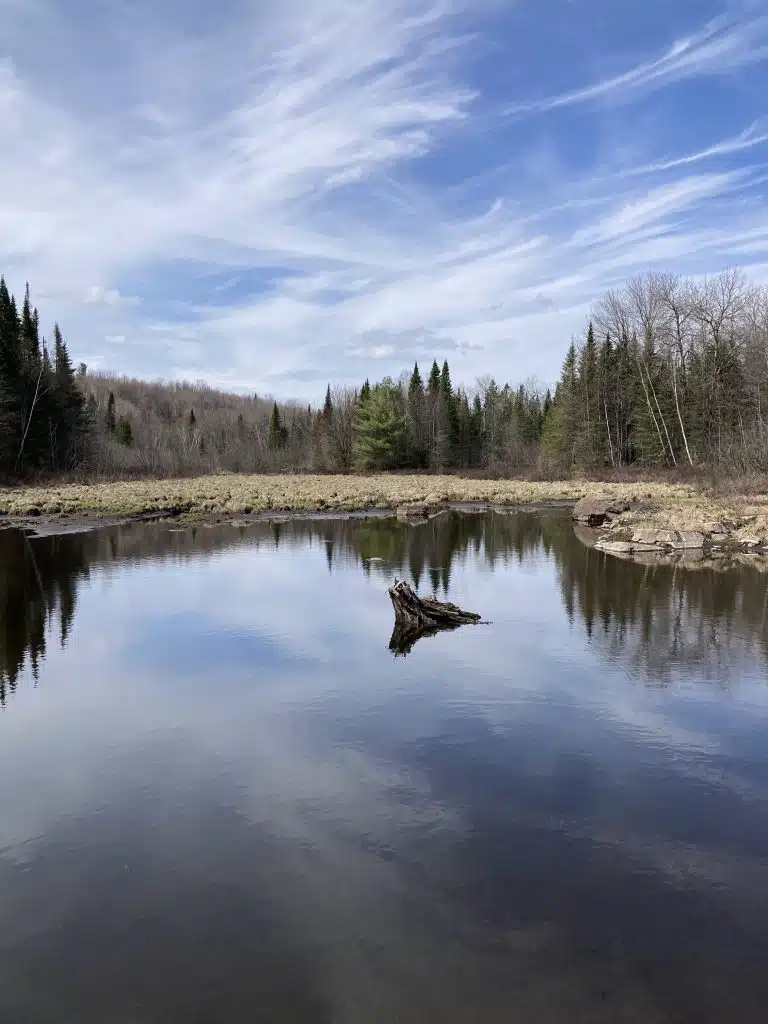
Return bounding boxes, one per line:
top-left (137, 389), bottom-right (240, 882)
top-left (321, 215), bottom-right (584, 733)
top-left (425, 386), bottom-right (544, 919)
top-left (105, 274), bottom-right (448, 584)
top-left (596, 540), bottom-right (634, 553)
top-left (572, 496), bottom-right (630, 525)
top-left (632, 528), bottom-right (677, 546)
top-left (631, 528), bottom-right (657, 544)
top-left (656, 530), bottom-right (679, 547)
top-left (631, 542), bottom-right (662, 552)
top-left (710, 533), bottom-right (728, 544)
top-left (740, 535), bottom-right (761, 547)
top-left (671, 531), bottom-right (705, 549)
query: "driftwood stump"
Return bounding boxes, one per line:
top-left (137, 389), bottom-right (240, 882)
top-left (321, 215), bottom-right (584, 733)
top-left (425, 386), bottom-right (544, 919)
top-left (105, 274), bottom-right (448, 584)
top-left (388, 579), bottom-right (481, 656)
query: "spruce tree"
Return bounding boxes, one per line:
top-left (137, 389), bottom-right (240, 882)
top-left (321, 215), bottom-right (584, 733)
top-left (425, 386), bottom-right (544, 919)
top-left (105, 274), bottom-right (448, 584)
top-left (268, 402), bottom-right (282, 450)
top-left (106, 391), bottom-right (116, 433)
top-left (440, 359), bottom-right (459, 462)
top-left (16, 285), bottom-right (48, 469)
top-left (427, 360), bottom-right (441, 394)
top-left (323, 385), bottom-right (333, 420)
top-left (0, 278), bottom-right (21, 470)
top-left (359, 379), bottom-right (371, 404)
top-left (52, 324), bottom-right (87, 468)
top-left (573, 322), bottom-right (601, 469)
top-left (541, 343), bottom-right (578, 471)
top-left (407, 362), bottom-right (426, 466)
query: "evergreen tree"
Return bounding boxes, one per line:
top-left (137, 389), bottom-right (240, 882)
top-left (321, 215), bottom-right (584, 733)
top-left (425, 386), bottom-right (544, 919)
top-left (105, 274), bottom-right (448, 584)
top-left (440, 359), bottom-right (459, 462)
top-left (408, 362), bottom-right (423, 397)
top-left (353, 382), bottom-right (407, 470)
top-left (115, 416), bottom-right (133, 446)
top-left (541, 343), bottom-right (578, 471)
top-left (406, 362), bottom-right (426, 466)
top-left (268, 402), bottom-right (282, 450)
top-left (470, 393), bottom-right (484, 466)
top-left (104, 391), bottom-right (116, 434)
top-left (51, 324), bottom-right (87, 468)
top-left (0, 279), bottom-right (21, 470)
top-left (632, 335), bottom-right (676, 466)
top-left (189, 408), bottom-right (196, 431)
top-left (323, 384), bottom-right (333, 420)
top-left (427, 360), bottom-right (441, 394)
top-left (439, 360), bottom-right (452, 398)
top-left (15, 285), bottom-right (49, 469)
top-left (573, 322), bottom-right (601, 469)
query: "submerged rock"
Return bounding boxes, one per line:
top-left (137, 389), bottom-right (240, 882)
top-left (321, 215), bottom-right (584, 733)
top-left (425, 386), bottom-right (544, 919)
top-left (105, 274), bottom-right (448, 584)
top-left (596, 540), bottom-right (634, 554)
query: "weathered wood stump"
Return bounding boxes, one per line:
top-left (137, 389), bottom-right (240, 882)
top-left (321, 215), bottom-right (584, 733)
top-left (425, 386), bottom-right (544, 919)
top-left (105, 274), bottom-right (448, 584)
top-left (388, 579), bottom-right (482, 656)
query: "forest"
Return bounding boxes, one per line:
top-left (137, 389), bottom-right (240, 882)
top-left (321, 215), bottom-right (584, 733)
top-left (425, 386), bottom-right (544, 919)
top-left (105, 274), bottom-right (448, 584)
top-left (1, 268), bottom-right (767, 481)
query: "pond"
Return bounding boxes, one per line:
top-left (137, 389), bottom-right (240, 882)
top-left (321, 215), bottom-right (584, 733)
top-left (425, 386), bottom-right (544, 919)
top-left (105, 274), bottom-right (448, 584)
top-left (1, 509), bottom-right (767, 1023)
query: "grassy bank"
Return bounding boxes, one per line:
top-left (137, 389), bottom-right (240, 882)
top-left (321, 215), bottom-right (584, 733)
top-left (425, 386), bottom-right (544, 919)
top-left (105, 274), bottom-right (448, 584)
top-left (1, 473), bottom-right (767, 539)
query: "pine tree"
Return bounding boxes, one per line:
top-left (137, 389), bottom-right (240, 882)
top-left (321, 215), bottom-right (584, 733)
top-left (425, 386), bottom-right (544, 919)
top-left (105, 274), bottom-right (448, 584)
top-left (268, 402), bottom-right (282, 450)
top-left (353, 382), bottom-right (407, 470)
top-left (323, 385), bottom-right (333, 420)
top-left (427, 360), bottom-right (441, 394)
top-left (359, 379), bottom-right (371, 404)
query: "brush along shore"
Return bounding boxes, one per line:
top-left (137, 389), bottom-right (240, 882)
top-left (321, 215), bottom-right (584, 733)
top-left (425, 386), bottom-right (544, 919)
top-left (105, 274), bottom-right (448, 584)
top-left (0, 472), bottom-right (766, 540)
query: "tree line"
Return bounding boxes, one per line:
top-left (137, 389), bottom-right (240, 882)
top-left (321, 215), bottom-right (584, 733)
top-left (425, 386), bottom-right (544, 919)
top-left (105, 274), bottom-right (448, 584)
top-left (2, 269), bottom-right (768, 481)
top-left (0, 279), bottom-right (88, 475)
top-left (543, 269), bottom-right (768, 473)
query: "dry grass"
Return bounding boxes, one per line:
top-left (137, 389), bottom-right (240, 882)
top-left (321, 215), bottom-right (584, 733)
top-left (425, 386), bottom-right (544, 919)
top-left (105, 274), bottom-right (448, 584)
top-left (1, 472), bottom-right (766, 534)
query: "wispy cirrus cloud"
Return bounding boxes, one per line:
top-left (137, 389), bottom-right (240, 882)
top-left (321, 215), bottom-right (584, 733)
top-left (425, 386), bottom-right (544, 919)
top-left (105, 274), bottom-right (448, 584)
top-left (1, 1), bottom-right (768, 396)
top-left (505, 13), bottom-right (768, 116)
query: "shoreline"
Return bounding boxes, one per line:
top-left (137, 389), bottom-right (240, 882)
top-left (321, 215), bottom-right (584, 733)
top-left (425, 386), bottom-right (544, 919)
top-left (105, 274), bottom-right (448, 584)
top-left (1, 474), bottom-right (767, 556)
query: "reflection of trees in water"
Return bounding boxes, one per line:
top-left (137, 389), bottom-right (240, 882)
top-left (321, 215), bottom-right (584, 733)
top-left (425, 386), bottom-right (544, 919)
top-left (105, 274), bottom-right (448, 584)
top-left (0, 532), bottom-right (90, 703)
top-left (558, 539), bottom-right (768, 685)
top-left (1, 511), bottom-right (766, 701)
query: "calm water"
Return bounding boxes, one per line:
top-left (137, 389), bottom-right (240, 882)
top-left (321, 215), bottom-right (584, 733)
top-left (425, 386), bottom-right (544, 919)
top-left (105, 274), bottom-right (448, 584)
top-left (1, 509), bottom-right (767, 1023)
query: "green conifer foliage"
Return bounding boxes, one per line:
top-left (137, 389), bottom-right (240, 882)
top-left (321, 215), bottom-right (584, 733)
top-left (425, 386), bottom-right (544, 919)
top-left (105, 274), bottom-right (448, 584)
top-left (268, 402), bottom-right (282, 450)
top-left (353, 383), bottom-right (407, 470)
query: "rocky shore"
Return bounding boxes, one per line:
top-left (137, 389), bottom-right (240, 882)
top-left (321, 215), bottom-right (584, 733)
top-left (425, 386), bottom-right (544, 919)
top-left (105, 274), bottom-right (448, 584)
top-left (572, 495), bottom-right (768, 565)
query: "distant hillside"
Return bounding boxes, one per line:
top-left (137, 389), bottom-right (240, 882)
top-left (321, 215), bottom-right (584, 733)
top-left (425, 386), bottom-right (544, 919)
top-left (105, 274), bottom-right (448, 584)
top-left (83, 373), bottom-right (339, 477)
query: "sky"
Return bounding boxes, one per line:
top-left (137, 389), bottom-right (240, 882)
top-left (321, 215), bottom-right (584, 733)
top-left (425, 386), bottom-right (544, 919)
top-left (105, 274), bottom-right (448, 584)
top-left (2, 0), bottom-right (768, 401)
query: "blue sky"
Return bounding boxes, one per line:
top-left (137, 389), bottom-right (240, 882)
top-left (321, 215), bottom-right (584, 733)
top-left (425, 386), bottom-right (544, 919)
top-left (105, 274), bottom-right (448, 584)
top-left (2, 0), bottom-right (768, 400)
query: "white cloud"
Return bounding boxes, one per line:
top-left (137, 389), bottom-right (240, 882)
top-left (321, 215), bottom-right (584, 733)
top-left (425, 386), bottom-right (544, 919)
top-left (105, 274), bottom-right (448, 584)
top-left (1, 2), bottom-right (768, 395)
top-left (505, 13), bottom-right (768, 116)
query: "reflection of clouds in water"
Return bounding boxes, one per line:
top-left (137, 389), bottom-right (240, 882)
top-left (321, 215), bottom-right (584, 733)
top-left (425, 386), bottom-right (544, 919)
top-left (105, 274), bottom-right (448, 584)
top-left (1, 515), bottom-right (768, 1020)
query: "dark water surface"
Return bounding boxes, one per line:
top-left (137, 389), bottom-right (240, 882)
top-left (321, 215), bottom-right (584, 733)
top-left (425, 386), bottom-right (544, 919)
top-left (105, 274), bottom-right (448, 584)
top-left (1, 509), bottom-right (767, 1023)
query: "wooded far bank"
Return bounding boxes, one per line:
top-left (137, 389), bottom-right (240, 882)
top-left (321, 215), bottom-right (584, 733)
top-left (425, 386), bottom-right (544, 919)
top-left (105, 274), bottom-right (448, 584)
top-left (2, 267), bottom-right (768, 483)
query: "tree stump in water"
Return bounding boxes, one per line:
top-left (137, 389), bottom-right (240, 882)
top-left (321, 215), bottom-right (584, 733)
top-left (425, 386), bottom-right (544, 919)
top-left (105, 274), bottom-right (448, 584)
top-left (388, 579), bottom-right (482, 656)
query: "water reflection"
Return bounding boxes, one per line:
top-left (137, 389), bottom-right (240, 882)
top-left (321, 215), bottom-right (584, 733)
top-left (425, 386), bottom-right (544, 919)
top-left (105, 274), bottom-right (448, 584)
top-left (1, 511), bottom-right (768, 1023)
top-left (2, 510), bottom-right (767, 699)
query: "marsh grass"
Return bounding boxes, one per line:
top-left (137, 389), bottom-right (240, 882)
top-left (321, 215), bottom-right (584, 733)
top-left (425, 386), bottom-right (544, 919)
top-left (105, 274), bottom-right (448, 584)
top-left (2, 472), bottom-right (767, 537)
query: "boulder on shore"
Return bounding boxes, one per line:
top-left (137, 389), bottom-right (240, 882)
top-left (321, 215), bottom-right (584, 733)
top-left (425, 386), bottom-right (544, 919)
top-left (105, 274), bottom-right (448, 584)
top-left (572, 495), bottom-right (630, 526)
top-left (671, 531), bottom-right (705, 550)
